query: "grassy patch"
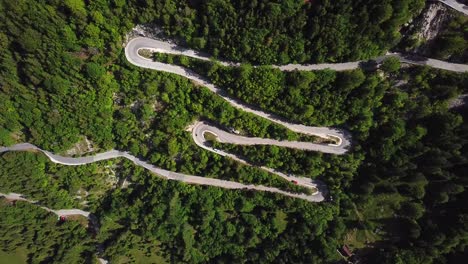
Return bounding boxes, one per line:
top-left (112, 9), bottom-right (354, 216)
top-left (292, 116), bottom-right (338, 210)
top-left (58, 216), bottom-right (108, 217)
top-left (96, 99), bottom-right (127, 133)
top-left (107, 237), bottom-right (168, 264)
top-left (345, 193), bottom-right (409, 251)
top-left (203, 131), bottom-right (218, 142)
top-left (114, 248), bottom-right (168, 264)
top-left (137, 49), bottom-right (153, 59)
top-left (65, 215), bottom-right (89, 228)
top-left (0, 248), bottom-right (28, 264)
top-left (359, 193), bottom-right (406, 220)
top-left (344, 228), bottom-right (380, 250)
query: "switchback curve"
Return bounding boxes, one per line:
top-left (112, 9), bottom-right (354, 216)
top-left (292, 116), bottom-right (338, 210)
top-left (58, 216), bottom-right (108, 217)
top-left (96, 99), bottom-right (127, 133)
top-left (125, 37), bottom-right (352, 152)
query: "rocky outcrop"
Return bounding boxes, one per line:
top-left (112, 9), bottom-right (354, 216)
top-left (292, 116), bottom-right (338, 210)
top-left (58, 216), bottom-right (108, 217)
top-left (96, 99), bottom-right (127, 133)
top-left (399, 2), bottom-right (455, 53)
top-left (417, 3), bottom-right (452, 41)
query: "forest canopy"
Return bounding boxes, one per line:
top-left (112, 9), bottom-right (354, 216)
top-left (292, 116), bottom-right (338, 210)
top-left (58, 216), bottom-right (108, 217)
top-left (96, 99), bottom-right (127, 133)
top-left (1, 0), bottom-right (467, 263)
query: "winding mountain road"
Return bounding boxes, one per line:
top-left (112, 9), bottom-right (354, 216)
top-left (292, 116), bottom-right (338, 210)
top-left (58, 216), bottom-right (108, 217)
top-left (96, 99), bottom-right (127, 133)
top-left (125, 37), bottom-right (351, 151)
top-left (126, 38), bottom-right (468, 75)
top-left (4, 2), bottom-right (465, 260)
top-left (191, 122), bottom-right (325, 193)
top-left (0, 144), bottom-right (325, 202)
top-left (192, 121), bottom-right (345, 154)
top-left (125, 35), bottom-right (468, 157)
top-left (0, 192), bottom-right (90, 218)
top-left (5, 6), bottom-right (467, 204)
top-left (122, 32), bottom-right (468, 201)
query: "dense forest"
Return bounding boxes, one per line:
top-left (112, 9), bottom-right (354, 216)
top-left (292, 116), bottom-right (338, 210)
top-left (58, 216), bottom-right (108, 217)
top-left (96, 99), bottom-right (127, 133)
top-left (0, 0), bottom-right (429, 150)
top-left (152, 51), bottom-right (384, 136)
top-left (96, 167), bottom-right (342, 263)
top-left (0, 0), bottom-right (426, 150)
top-left (206, 66), bottom-right (468, 263)
top-left (147, 0), bottom-right (425, 64)
top-left (112, 61), bottom-right (315, 195)
top-left (152, 50), bottom-right (468, 262)
top-left (0, 151), bottom-right (118, 210)
top-left (0, 151), bottom-right (342, 263)
top-left (1, 0), bottom-right (468, 263)
top-left (351, 68), bottom-right (468, 263)
top-left (0, 199), bottom-right (95, 263)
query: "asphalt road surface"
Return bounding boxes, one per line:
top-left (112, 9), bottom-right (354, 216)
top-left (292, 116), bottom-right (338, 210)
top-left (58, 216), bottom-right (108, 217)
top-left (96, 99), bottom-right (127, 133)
top-left (440, 0), bottom-right (468, 16)
top-left (0, 144), bottom-right (325, 202)
top-left (192, 121), bottom-right (347, 155)
top-left (7, 10), bottom-right (467, 204)
top-left (122, 34), bottom-right (468, 202)
top-left (125, 37), bottom-right (352, 151)
top-left (0, 192), bottom-right (90, 218)
top-left (276, 52), bottom-right (468, 73)
top-left (126, 37), bottom-right (468, 75)
top-left (191, 122), bottom-right (326, 195)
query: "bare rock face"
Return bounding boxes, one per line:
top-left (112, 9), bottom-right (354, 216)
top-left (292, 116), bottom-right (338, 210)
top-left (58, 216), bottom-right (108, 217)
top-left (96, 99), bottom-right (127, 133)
top-left (449, 94), bottom-right (468, 109)
top-left (124, 24), bottom-right (185, 48)
top-left (124, 24), bottom-right (165, 46)
top-left (399, 2), bottom-right (455, 53)
top-left (416, 3), bottom-right (452, 42)
top-left (127, 24), bottom-right (162, 40)
top-left (65, 137), bottom-right (94, 156)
